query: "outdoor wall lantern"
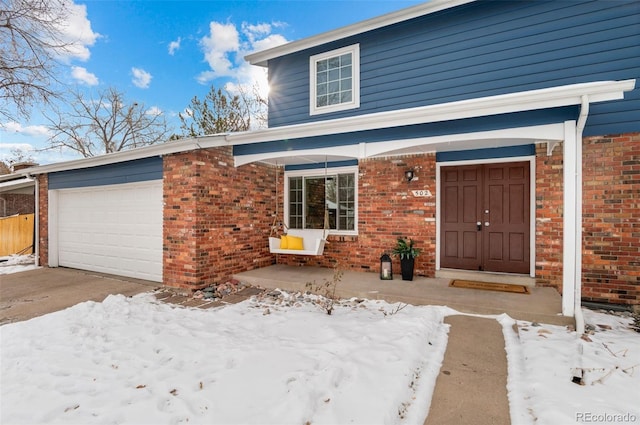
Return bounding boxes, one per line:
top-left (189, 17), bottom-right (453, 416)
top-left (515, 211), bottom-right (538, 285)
top-left (404, 169), bottom-right (415, 182)
top-left (380, 253), bottom-right (393, 280)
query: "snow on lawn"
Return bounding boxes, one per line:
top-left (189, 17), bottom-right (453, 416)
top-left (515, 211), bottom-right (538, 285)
top-left (0, 254), bottom-right (38, 275)
top-left (502, 310), bottom-right (640, 425)
top-left (1, 289), bottom-right (638, 425)
top-left (0, 292), bottom-right (451, 425)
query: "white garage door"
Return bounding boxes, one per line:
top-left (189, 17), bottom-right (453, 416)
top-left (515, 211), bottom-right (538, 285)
top-left (55, 180), bottom-right (163, 282)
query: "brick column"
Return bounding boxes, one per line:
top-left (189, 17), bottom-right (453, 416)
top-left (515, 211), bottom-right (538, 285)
top-left (37, 174), bottom-right (49, 267)
top-left (163, 147), bottom-right (275, 291)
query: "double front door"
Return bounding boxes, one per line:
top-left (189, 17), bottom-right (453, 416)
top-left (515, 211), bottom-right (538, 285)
top-left (440, 162), bottom-right (530, 274)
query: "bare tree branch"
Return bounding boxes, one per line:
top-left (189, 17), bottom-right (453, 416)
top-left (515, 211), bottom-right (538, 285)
top-left (0, 0), bottom-right (73, 120)
top-left (45, 87), bottom-right (172, 157)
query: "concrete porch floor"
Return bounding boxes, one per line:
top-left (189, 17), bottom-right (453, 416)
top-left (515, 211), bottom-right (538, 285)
top-left (234, 264), bottom-right (574, 326)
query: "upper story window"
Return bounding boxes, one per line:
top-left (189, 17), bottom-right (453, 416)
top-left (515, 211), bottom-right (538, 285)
top-left (309, 44), bottom-right (360, 116)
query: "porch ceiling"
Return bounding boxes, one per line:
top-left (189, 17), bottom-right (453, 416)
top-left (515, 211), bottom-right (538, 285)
top-left (231, 80), bottom-right (634, 167)
top-left (234, 123), bottom-right (564, 167)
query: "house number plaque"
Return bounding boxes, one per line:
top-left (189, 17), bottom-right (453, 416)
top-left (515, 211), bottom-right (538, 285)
top-left (411, 190), bottom-right (433, 198)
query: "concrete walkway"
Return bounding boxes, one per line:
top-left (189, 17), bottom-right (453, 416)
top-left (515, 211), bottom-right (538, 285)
top-left (425, 315), bottom-right (510, 425)
top-left (234, 264), bottom-right (572, 425)
top-left (234, 264), bottom-right (574, 326)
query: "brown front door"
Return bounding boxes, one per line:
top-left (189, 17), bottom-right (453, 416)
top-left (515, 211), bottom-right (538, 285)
top-left (440, 162), bottom-right (530, 274)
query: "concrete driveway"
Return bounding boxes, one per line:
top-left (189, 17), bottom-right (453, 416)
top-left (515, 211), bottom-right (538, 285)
top-left (0, 267), bottom-right (158, 325)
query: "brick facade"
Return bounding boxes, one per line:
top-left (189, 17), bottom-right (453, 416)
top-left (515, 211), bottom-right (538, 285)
top-left (162, 147), bottom-right (275, 290)
top-left (33, 133), bottom-right (639, 307)
top-left (273, 154), bottom-right (437, 278)
top-left (535, 143), bottom-right (564, 289)
top-left (37, 174), bottom-right (48, 267)
top-left (582, 133), bottom-right (640, 306)
top-left (0, 194), bottom-right (35, 217)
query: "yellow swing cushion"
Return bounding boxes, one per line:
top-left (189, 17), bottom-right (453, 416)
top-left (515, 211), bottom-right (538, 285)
top-left (280, 234), bottom-right (304, 250)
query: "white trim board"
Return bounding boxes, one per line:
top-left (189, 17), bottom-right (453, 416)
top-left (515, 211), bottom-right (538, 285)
top-left (245, 0), bottom-right (476, 67)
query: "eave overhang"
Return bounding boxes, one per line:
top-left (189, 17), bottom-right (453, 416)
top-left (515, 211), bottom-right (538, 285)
top-left (18, 135), bottom-right (227, 176)
top-left (12, 79), bottom-right (636, 176)
top-left (228, 80), bottom-right (636, 146)
top-left (245, 0), bottom-right (477, 67)
top-left (0, 177), bottom-right (35, 193)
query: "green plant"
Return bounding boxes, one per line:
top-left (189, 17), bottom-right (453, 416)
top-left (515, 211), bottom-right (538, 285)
top-left (391, 237), bottom-right (421, 260)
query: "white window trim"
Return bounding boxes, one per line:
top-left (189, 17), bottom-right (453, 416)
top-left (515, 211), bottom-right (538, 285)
top-left (309, 44), bottom-right (360, 116)
top-left (284, 166), bottom-right (359, 235)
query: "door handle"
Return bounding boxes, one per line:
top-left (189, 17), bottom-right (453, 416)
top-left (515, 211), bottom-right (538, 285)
top-left (485, 222), bottom-right (490, 227)
top-left (477, 221), bottom-right (482, 231)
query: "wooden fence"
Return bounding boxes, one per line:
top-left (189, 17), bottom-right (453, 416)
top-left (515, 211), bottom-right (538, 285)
top-left (0, 213), bottom-right (34, 256)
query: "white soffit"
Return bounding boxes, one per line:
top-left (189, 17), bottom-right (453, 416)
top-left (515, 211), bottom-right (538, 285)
top-left (13, 80), bottom-right (635, 175)
top-left (245, 0), bottom-right (477, 67)
top-left (228, 79), bottom-right (637, 146)
top-left (0, 177), bottom-right (35, 193)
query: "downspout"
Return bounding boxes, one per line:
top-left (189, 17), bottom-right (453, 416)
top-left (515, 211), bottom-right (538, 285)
top-left (574, 95), bottom-right (589, 336)
top-left (27, 174), bottom-right (39, 267)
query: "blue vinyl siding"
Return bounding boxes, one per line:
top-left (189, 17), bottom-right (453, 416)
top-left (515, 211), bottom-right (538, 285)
top-left (267, 0), bottom-right (639, 137)
top-left (48, 157), bottom-right (162, 190)
top-left (285, 160), bottom-right (358, 171)
top-left (436, 145), bottom-right (536, 162)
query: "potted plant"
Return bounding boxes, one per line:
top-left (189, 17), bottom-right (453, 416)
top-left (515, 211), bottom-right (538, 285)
top-left (391, 237), bottom-right (421, 281)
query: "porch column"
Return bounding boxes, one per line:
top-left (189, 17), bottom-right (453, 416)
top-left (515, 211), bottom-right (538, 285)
top-left (562, 120), bottom-right (577, 316)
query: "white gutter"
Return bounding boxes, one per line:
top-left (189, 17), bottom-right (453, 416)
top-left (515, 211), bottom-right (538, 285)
top-left (20, 135), bottom-right (227, 175)
top-left (573, 96), bottom-right (589, 335)
top-left (10, 80), bottom-right (634, 178)
top-left (0, 177), bottom-right (35, 192)
top-left (228, 80), bottom-right (636, 145)
top-left (245, 0), bottom-right (477, 67)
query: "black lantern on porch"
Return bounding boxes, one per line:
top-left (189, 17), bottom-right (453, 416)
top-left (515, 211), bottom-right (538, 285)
top-left (380, 253), bottom-right (393, 280)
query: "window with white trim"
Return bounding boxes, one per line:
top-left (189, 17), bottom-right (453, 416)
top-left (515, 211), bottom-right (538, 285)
top-left (309, 44), bottom-right (360, 116)
top-left (285, 167), bottom-right (357, 233)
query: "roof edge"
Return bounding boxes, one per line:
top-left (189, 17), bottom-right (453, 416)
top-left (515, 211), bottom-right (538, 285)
top-left (245, 0), bottom-right (476, 67)
top-left (227, 79), bottom-right (637, 145)
top-left (19, 135), bottom-right (227, 176)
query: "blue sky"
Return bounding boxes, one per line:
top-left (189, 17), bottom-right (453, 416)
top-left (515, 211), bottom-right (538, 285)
top-left (0, 0), bottom-right (423, 166)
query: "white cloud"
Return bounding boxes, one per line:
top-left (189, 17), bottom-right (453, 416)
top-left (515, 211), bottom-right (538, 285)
top-left (196, 70), bottom-right (217, 85)
top-left (168, 37), bottom-right (181, 55)
top-left (71, 66), bottom-right (98, 85)
top-left (145, 106), bottom-right (163, 116)
top-left (249, 33), bottom-right (288, 54)
top-left (131, 67), bottom-right (152, 89)
top-left (197, 20), bottom-right (288, 93)
top-left (199, 22), bottom-right (240, 79)
top-left (50, 0), bottom-right (101, 62)
top-left (0, 142), bottom-right (35, 164)
top-left (0, 142), bottom-right (34, 152)
top-left (0, 122), bottom-right (51, 138)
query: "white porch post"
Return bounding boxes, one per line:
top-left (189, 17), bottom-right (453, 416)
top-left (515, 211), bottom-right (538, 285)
top-left (562, 120), bottom-right (577, 316)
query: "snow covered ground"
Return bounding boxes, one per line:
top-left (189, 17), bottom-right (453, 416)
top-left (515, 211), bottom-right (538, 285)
top-left (0, 254), bottom-right (38, 275)
top-left (1, 267), bottom-right (638, 424)
top-left (502, 309), bottom-right (639, 425)
top-left (1, 293), bottom-right (451, 424)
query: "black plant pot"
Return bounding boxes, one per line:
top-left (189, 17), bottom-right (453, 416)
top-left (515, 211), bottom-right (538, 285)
top-left (400, 257), bottom-right (415, 281)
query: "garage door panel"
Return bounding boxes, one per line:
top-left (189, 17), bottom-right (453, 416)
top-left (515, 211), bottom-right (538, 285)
top-left (56, 181), bottom-right (163, 282)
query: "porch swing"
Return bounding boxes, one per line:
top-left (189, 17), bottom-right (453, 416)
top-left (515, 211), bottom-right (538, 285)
top-left (268, 160), bottom-right (329, 256)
